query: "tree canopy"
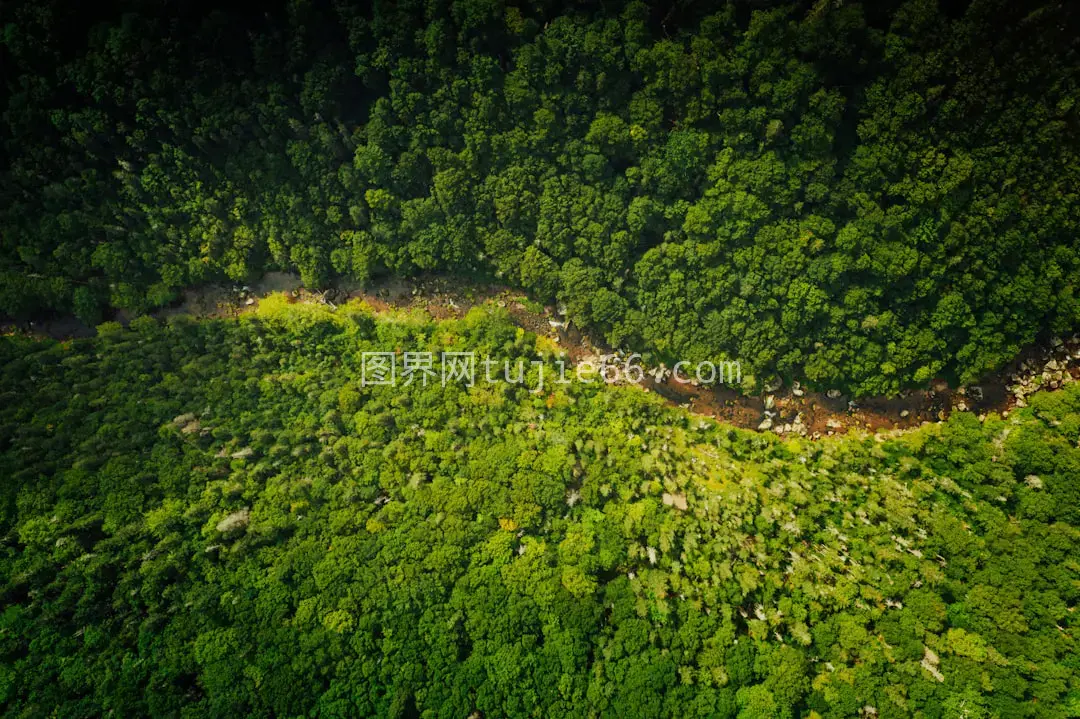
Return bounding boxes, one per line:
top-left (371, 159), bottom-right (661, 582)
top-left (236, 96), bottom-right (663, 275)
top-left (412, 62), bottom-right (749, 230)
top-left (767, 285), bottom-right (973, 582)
top-left (2, 0), bottom-right (1080, 394)
top-left (1, 299), bottom-right (1078, 716)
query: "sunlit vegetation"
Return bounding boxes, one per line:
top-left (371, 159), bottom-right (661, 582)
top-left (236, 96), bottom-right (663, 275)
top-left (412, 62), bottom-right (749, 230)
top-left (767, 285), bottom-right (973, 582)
top-left (1, 299), bottom-right (1078, 716)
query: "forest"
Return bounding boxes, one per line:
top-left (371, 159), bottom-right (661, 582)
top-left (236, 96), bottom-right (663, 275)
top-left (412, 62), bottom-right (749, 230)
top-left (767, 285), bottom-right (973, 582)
top-left (1, 299), bottom-right (1079, 716)
top-left (2, 0), bottom-right (1079, 394)
top-left (3, 0), bottom-right (1080, 716)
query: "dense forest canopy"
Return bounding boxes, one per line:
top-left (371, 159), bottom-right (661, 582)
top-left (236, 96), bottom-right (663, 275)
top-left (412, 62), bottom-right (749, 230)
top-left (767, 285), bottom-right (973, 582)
top-left (2, 0), bottom-right (1079, 395)
top-left (0, 299), bottom-right (1078, 717)
top-left (4, 1), bottom-right (1080, 716)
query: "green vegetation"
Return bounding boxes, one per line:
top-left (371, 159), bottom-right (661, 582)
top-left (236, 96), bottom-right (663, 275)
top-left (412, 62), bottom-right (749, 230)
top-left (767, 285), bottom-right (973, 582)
top-left (3, 2), bottom-right (1079, 714)
top-left (2, 299), bottom-right (1078, 716)
top-left (3, 0), bottom-right (1080, 394)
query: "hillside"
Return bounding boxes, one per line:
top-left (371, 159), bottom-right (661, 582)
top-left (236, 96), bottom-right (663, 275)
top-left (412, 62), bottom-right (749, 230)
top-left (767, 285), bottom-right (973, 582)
top-left (1, 300), bottom-right (1078, 716)
top-left (3, 0), bottom-right (1080, 394)
top-left (4, 1), bottom-right (1080, 715)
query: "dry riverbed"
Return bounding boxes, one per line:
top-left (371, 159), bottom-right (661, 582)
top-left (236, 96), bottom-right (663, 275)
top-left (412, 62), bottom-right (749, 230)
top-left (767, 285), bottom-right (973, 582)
top-left (5, 272), bottom-right (1079, 439)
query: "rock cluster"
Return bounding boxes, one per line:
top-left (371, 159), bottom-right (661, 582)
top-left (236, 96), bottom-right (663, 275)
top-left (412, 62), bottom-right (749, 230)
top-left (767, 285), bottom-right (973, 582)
top-left (233, 285), bottom-right (257, 306)
top-left (759, 408), bottom-right (808, 436)
top-left (1006, 336), bottom-right (1079, 408)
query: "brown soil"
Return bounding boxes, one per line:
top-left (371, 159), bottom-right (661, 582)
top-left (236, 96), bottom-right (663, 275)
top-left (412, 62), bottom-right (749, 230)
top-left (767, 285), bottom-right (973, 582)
top-left (4, 272), bottom-right (1077, 439)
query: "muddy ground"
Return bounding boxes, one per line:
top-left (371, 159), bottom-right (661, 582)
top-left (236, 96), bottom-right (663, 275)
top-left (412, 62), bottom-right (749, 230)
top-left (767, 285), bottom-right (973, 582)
top-left (4, 272), bottom-right (1078, 439)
